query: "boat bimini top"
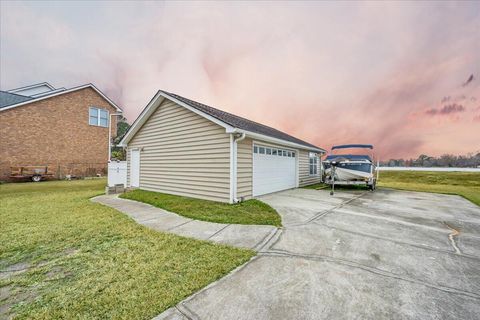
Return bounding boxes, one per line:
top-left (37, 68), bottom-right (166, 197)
top-left (331, 144), bottom-right (373, 150)
top-left (326, 144), bottom-right (374, 162)
top-left (325, 154), bottom-right (372, 161)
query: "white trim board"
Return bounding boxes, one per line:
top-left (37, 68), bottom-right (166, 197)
top-left (0, 83), bottom-right (123, 113)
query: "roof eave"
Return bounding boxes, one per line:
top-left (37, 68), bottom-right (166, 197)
top-left (0, 84), bottom-right (122, 113)
top-left (119, 91), bottom-right (236, 147)
top-left (231, 128), bottom-right (325, 153)
top-left (119, 91), bottom-right (165, 147)
top-left (119, 91), bottom-right (326, 154)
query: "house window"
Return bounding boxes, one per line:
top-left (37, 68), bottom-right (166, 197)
top-left (309, 153), bottom-right (318, 175)
top-left (259, 147), bottom-right (265, 154)
top-left (254, 146), bottom-right (258, 153)
top-left (89, 107), bottom-right (109, 127)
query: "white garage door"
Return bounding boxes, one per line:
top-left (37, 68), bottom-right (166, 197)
top-left (253, 144), bottom-right (297, 196)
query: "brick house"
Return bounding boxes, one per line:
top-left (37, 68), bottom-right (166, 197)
top-left (0, 82), bottom-right (123, 181)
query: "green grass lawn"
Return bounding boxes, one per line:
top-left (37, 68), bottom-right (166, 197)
top-left (378, 171), bottom-right (480, 206)
top-left (120, 189), bottom-right (282, 227)
top-left (0, 180), bottom-right (254, 320)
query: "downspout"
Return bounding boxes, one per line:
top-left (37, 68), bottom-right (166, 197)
top-left (320, 152), bottom-right (323, 183)
top-left (231, 132), bottom-right (246, 203)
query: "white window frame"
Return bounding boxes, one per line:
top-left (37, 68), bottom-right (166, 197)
top-left (309, 152), bottom-right (318, 176)
top-left (89, 107), bottom-right (109, 127)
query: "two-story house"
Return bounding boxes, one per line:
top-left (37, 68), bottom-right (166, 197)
top-left (0, 82), bottom-right (123, 181)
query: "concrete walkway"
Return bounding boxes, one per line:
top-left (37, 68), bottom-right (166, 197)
top-left (91, 195), bottom-right (279, 250)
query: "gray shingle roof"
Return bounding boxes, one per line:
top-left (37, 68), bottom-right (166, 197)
top-left (0, 91), bottom-right (33, 109)
top-left (161, 91), bottom-right (323, 151)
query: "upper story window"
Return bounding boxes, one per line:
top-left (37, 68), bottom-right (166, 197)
top-left (309, 152), bottom-right (318, 175)
top-left (89, 107), bottom-right (109, 127)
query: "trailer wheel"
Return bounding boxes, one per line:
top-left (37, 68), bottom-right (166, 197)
top-left (368, 181), bottom-right (376, 191)
top-left (32, 175), bottom-right (42, 182)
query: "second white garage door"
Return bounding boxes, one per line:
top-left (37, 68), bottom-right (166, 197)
top-left (253, 144), bottom-right (297, 196)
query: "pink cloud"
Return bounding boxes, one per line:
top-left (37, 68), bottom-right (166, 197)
top-left (1, 2), bottom-right (479, 159)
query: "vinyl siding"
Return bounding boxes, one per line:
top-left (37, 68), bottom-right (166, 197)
top-left (126, 100), bottom-right (231, 202)
top-left (299, 150), bottom-right (321, 187)
top-left (236, 138), bottom-right (253, 200)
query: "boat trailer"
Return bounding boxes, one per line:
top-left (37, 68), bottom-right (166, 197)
top-left (326, 161), bottom-right (377, 195)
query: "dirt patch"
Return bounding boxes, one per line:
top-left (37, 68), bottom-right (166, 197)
top-left (0, 254), bottom-right (75, 318)
top-left (0, 285), bottom-right (14, 320)
top-left (63, 248), bottom-right (80, 256)
top-left (2, 262), bottom-right (30, 273)
top-left (45, 266), bottom-right (72, 281)
top-left (0, 284), bottom-right (39, 320)
top-left (0, 263), bottom-right (40, 318)
top-left (0, 262), bottom-right (31, 280)
top-left (37, 247), bottom-right (80, 268)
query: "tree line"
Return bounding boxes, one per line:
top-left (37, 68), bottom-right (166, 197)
top-left (380, 152), bottom-right (480, 168)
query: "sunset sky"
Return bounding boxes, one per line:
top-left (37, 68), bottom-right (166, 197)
top-left (1, 1), bottom-right (479, 159)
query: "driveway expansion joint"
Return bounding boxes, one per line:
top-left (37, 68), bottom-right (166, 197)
top-left (135, 216), bottom-right (161, 223)
top-left (260, 249), bottom-right (480, 300)
top-left (167, 219), bottom-right (194, 231)
top-left (289, 191), bottom-right (368, 227)
top-left (206, 224), bottom-right (231, 240)
top-left (175, 305), bottom-right (199, 320)
top-left (313, 221), bottom-right (480, 261)
top-left (254, 227), bottom-right (282, 251)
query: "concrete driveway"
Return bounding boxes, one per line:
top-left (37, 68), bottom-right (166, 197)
top-left (159, 188), bottom-right (480, 320)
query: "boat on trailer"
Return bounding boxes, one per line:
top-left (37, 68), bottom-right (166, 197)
top-left (323, 144), bottom-right (378, 192)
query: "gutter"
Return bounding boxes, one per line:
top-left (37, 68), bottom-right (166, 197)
top-left (231, 128), bottom-right (325, 154)
top-left (231, 132), bottom-right (246, 203)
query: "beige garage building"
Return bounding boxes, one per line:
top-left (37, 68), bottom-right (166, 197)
top-left (120, 91), bottom-right (325, 203)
